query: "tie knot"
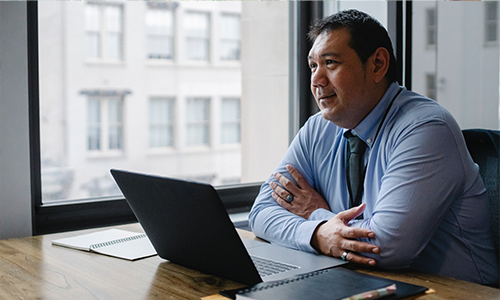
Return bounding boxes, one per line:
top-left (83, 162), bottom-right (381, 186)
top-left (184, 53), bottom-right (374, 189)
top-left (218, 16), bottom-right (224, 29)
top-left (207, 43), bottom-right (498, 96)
top-left (344, 131), bottom-right (367, 154)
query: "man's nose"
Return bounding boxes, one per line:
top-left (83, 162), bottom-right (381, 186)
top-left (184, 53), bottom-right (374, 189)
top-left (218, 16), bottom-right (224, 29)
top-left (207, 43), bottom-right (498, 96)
top-left (311, 67), bottom-right (328, 88)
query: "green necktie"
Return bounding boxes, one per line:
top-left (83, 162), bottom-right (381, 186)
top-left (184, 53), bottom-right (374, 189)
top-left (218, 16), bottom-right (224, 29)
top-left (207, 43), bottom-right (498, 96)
top-left (344, 130), bottom-right (367, 211)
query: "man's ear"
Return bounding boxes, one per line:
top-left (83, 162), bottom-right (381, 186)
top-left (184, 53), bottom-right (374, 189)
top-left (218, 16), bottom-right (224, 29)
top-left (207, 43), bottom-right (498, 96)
top-left (370, 47), bottom-right (390, 83)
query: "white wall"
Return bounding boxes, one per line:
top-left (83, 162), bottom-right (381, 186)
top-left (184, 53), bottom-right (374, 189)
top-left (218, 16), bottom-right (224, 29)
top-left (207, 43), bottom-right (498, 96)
top-left (0, 2), bottom-right (33, 238)
top-left (241, 1), bottom-right (290, 183)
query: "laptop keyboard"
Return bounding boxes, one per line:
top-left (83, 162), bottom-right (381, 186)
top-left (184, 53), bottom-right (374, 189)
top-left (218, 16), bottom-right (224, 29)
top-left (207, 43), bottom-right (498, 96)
top-left (251, 255), bottom-right (300, 277)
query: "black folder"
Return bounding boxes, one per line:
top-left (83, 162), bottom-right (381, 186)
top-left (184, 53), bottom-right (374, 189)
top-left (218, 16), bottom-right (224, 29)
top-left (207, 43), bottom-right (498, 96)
top-left (221, 267), bottom-right (428, 300)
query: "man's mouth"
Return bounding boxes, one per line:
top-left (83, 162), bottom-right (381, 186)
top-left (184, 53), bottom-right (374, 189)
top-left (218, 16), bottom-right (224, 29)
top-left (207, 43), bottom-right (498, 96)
top-left (318, 94), bottom-right (336, 101)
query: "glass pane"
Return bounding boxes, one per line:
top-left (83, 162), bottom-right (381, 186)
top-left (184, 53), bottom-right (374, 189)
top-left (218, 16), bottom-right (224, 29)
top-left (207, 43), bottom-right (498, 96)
top-left (105, 6), bottom-right (122, 33)
top-left (186, 98), bottom-right (209, 146)
top-left (85, 4), bottom-right (100, 31)
top-left (221, 98), bottom-right (240, 144)
top-left (88, 98), bottom-right (101, 151)
top-left (220, 14), bottom-right (240, 40)
top-left (412, 1), bottom-right (500, 130)
top-left (86, 33), bottom-right (100, 59)
top-left (186, 38), bottom-right (209, 61)
top-left (38, 1), bottom-right (291, 203)
top-left (221, 98), bottom-right (240, 122)
top-left (184, 12), bottom-right (209, 38)
top-left (146, 9), bottom-right (173, 35)
top-left (149, 98), bottom-right (174, 147)
top-left (106, 33), bottom-right (121, 59)
top-left (146, 9), bottom-right (174, 59)
top-left (220, 40), bottom-right (240, 61)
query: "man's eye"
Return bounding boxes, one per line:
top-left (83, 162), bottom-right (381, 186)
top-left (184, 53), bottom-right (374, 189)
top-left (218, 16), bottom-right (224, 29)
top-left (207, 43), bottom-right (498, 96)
top-left (326, 59), bottom-right (336, 65)
top-left (309, 63), bottom-right (317, 70)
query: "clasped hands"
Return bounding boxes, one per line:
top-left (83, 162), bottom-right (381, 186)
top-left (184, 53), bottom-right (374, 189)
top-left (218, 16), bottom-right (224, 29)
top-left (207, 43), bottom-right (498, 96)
top-left (270, 164), bottom-right (379, 266)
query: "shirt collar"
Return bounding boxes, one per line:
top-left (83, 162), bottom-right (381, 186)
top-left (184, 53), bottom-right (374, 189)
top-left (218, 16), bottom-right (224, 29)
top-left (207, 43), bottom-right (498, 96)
top-left (349, 82), bottom-right (402, 148)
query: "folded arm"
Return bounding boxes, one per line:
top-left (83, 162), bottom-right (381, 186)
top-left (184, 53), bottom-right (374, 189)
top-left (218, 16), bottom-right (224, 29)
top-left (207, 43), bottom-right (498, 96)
top-left (250, 118), bottom-right (466, 269)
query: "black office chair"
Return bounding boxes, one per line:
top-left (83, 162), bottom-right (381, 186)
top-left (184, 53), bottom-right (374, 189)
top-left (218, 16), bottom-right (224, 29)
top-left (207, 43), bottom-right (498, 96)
top-left (462, 129), bottom-right (500, 262)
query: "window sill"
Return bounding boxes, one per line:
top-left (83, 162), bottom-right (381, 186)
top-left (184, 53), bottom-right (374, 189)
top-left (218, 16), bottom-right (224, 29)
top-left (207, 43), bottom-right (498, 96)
top-left (146, 59), bottom-right (175, 67)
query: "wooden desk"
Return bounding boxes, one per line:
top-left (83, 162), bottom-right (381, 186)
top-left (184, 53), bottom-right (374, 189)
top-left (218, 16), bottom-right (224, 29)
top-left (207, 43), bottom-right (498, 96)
top-left (0, 223), bottom-right (498, 299)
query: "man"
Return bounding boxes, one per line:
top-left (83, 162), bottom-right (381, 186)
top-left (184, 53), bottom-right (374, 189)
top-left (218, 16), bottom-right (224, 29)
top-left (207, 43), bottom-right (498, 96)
top-left (248, 9), bottom-right (499, 285)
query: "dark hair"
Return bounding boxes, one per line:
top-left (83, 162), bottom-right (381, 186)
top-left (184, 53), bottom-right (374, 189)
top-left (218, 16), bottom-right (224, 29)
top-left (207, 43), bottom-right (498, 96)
top-left (308, 9), bottom-right (398, 83)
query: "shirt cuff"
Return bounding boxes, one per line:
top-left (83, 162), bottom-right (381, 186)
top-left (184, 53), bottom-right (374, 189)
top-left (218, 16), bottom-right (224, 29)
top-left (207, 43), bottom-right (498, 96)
top-left (309, 208), bottom-right (336, 221)
top-left (296, 219), bottom-right (327, 253)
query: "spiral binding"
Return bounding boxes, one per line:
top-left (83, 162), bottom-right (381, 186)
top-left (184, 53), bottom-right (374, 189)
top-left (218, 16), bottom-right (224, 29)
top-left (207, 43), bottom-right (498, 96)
top-left (237, 269), bottom-right (328, 294)
top-left (89, 233), bottom-right (147, 250)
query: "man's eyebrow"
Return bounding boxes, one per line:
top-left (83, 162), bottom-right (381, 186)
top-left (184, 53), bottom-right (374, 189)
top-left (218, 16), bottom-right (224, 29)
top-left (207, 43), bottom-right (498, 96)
top-left (307, 52), bottom-right (341, 60)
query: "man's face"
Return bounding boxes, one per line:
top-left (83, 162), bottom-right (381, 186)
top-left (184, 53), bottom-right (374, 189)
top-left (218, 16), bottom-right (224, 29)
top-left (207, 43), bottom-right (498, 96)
top-left (308, 28), bottom-right (380, 129)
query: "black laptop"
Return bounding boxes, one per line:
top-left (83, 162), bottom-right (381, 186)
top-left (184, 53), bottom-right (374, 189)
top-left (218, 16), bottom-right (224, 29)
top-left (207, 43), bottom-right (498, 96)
top-left (111, 169), bottom-right (346, 285)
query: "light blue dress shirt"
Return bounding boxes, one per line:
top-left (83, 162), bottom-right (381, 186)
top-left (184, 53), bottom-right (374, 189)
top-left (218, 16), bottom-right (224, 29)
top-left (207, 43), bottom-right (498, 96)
top-left (249, 82), bottom-right (499, 285)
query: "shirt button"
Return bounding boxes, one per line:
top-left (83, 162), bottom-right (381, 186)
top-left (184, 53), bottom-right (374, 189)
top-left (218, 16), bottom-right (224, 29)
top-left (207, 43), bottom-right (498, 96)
top-left (367, 138), bottom-right (372, 143)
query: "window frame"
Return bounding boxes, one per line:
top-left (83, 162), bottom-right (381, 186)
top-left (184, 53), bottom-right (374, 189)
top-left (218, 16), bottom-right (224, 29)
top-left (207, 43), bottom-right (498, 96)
top-left (145, 6), bottom-right (175, 60)
top-left (29, 1), bottom-right (407, 235)
top-left (84, 2), bottom-right (124, 62)
top-left (184, 10), bottom-right (211, 62)
top-left (220, 97), bottom-right (241, 145)
top-left (219, 13), bottom-right (241, 61)
top-left (185, 97), bottom-right (211, 147)
top-left (149, 97), bottom-right (176, 148)
top-left (85, 95), bottom-right (125, 153)
top-left (485, 1), bottom-right (499, 45)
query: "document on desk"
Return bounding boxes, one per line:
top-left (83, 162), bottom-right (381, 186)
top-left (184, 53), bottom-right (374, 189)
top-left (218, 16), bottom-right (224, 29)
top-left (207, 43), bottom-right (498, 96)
top-left (221, 267), bottom-right (427, 300)
top-left (51, 229), bottom-right (157, 260)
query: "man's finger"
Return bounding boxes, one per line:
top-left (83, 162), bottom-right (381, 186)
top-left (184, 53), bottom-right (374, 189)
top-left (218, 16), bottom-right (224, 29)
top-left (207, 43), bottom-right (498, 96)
top-left (273, 172), bottom-right (301, 196)
top-left (337, 203), bottom-right (366, 223)
top-left (270, 181), bottom-right (294, 203)
top-left (342, 251), bottom-right (377, 266)
top-left (340, 239), bottom-right (379, 254)
top-left (272, 192), bottom-right (293, 208)
top-left (286, 165), bottom-right (311, 189)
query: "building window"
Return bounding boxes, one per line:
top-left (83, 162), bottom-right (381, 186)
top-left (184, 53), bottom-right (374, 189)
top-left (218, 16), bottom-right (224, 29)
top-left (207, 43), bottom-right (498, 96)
top-left (485, 1), bottom-right (498, 43)
top-left (149, 98), bottom-right (175, 148)
top-left (220, 14), bottom-right (241, 61)
top-left (86, 95), bottom-right (124, 151)
top-left (84, 4), bottom-right (123, 60)
top-left (146, 6), bottom-right (174, 59)
top-left (425, 73), bottom-right (437, 101)
top-left (186, 98), bottom-right (210, 146)
top-left (426, 8), bottom-right (436, 47)
top-left (221, 98), bottom-right (241, 144)
top-left (184, 11), bottom-right (210, 61)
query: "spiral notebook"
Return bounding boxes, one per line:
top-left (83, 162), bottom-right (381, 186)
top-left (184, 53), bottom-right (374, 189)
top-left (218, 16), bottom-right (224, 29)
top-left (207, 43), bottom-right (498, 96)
top-left (220, 267), bottom-right (428, 300)
top-left (52, 229), bottom-right (157, 260)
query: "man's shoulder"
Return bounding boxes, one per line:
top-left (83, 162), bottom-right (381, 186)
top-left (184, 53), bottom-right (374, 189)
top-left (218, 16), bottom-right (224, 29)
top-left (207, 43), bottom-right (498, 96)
top-left (295, 112), bottom-right (342, 146)
top-left (395, 89), bottom-right (452, 127)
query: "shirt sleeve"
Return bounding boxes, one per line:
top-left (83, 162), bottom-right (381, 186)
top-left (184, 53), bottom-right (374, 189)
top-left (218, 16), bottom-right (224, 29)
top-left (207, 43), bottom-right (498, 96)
top-left (248, 117), bottom-right (331, 253)
top-left (349, 118), bottom-right (467, 268)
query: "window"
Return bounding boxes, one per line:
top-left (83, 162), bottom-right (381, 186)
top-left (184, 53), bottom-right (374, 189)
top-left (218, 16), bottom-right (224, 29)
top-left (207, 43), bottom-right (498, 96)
top-left (85, 3), bottom-right (123, 60)
top-left (146, 5), bottom-right (175, 59)
top-left (184, 11), bottom-right (210, 61)
top-left (425, 73), bottom-right (436, 101)
top-left (412, 1), bottom-right (500, 130)
top-left (149, 98), bottom-right (175, 148)
top-left (221, 98), bottom-right (241, 144)
top-left (186, 98), bottom-right (210, 146)
top-left (31, 1), bottom-right (294, 234)
top-left (85, 94), bottom-right (124, 152)
top-left (485, 1), bottom-right (498, 44)
top-left (426, 8), bottom-right (437, 48)
top-left (220, 14), bottom-right (241, 61)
